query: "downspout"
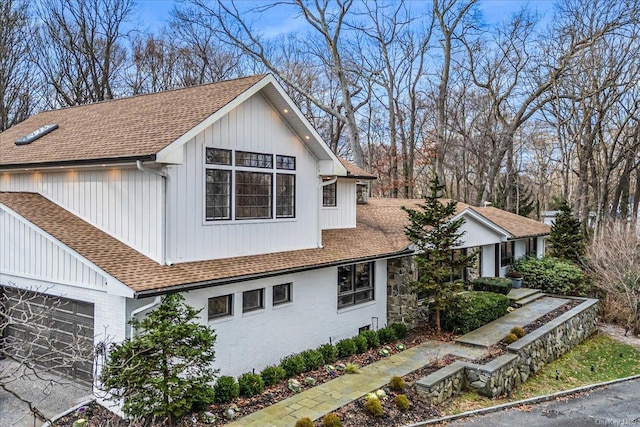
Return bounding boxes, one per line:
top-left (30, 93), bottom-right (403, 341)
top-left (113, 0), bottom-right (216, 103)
top-left (130, 296), bottom-right (161, 337)
top-left (318, 177), bottom-right (338, 248)
top-left (136, 160), bottom-right (172, 266)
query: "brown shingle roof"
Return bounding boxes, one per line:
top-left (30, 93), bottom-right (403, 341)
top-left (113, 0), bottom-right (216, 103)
top-left (0, 75), bottom-right (266, 167)
top-left (471, 206), bottom-right (550, 238)
top-left (338, 158), bottom-right (377, 179)
top-left (0, 192), bottom-right (410, 295)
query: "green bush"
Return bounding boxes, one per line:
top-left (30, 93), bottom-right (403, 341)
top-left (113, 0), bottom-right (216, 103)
top-left (359, 330), bottom-right (379, 349)
top-left (377, 327), bottom-right (397, 344)
top-left (213, 376), bottom-right (239, 404)
top-left (443, 291), bottom-right (510, 334)
top-left (318, 343), bottom-right (338, 363)
top-left (389, 375), bottom-right (405, 392)
top-left (364, 397), bottom-right (384, 417)
top-left (295, 418), bottom-right (314, 427)
top-left (237, 372), bottom-right (264, 397)
top-left (260, 365), bottom-right (286, 387)
top-left (322, 413), bottom-right (342, 427)
top-left (471, 277), bottom-right (512, 295)
top-left (389, 322), bottom-right (408, 339)
top-left (300, 349), bottom-right (325, 371)
top-left (510, 326), bottom-right (526, 338)
top-left (511, 256), bottom-right (591, 296)
top-left (336, 338), bottom-right (357, 357)
top-left (353, 335), bottom-right (368, 354)
top-left (395, 394), bottom-right (410, 411)
top-left (504, 333), bottom-right (518, 344)
top-left (280, 354), bottom-right (307, 377)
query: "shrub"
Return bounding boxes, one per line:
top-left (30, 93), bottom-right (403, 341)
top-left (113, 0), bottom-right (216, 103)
top-left (510, 326), bottom-right (526, 338)
top-left (359, 330), bottom-right (379, 349)
top-left (395, 394), bottom-right (410, 411)
top-left (389, 375), bottom-right (405, 392)
top-left (336, 338), bottom-right (357, 357)
top-left (364, 397), bottom-right (384, 417)
top-left (300, 349), bottom-right (325, 371)
top-left (389, 322), bottom-right (408, 339)
top-left (237, 372), bottom-right (264, 397)
top-left (319, 343), bottom-right (338, 363)
top-left (322, 413), bottom-right (343, 427)
top-left (295, 417), bottom-right (314, 427)
top-left (471, 277), bottom-right (512, 295)
top-left (280, 354), bottom-right (307, 377)
top-left (503, 333), bottom-right (518, 344)
top-left (344, 363), bottom-right (359, 374)
top-left (213, 376), bottom-right (239, 404)
top-left (443, 291), bottom-right (510, 334)
top-left (353, 334), bottom-right (368, 354)
top-left (377, 327), bottom-right (397, 344)
top-left (511, 256), bottom-right (592, 296)
top-left (261, 365), bottom-right (286, 387)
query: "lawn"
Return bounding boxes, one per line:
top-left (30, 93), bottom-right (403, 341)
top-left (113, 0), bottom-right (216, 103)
top-left (440, 333), bottom-right (640, 415)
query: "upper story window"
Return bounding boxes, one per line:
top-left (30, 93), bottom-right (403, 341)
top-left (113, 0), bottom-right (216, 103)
top-left (205, 148), bottom-right (296, 221)
top-left (323, 182), bottom-right (337, 207)
top-left (337, 262), bottom-right (374, 308)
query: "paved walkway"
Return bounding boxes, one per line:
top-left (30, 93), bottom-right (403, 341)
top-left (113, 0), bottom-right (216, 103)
top-left (456, 296), bottom-right (570, 348)
top-left (227, 341), bottom-right (485, 427)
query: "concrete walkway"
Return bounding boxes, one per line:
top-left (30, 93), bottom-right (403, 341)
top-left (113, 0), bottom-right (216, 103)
top-left (226, 341), bottom-right (485, 427)
top-left (455, 296), bottom-right (570, 348)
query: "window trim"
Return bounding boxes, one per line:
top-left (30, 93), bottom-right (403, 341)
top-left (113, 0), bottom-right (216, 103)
top-left (272, 283), bottom-right (292, 306)
top-left (242, 288), bottom-right (264, 313)
top-left (337, 262), bottom-right (375, 309)
top-left (208, 294), bottom-right (233, 320)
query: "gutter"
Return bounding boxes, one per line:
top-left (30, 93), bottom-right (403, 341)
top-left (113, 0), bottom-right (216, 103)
top-left (134, 248), bottom-right (414, 299)
top-left (0, 154), bottom-right (156, 171)
top-left (135, 161), bottom-right (172, 266)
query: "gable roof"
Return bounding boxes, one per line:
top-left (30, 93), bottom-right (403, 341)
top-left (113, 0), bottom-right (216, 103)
top-left (338, 158), bottom-right (377, 179)
top-left (471, 206), bottom-right (551, 238)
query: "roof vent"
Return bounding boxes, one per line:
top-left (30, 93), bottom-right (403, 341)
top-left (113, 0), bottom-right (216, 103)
top-left (15, 124), bottom-right (59, 146)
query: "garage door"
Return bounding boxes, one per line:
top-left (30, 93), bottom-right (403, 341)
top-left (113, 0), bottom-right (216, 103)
top-left (1, 287), bottom-right (94, 385)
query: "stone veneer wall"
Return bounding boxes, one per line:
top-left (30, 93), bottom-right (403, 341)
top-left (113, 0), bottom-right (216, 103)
top-left (386, 256), bottom-right (424, 328)
top-left (416, 298), bottom-right (598, 404)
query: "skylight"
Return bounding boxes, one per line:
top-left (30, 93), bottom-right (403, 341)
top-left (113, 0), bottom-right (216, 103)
top-left (15, 124), bottom-right (59, 146)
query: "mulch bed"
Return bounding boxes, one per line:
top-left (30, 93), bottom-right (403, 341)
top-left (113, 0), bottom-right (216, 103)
top-left (53, 299), bottom-right (585, 427)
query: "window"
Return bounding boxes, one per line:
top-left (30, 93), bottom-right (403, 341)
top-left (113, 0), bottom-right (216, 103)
top-left (205, 148), bottom-right (296, 221)
top-left (208, 295), bottom-right (233, 320)
top-left (526, 238), bottom-right (537, 256)
top-left (236, 151), bottom-right (273, 168)
top-left (276, 155), bottom-right (296, 170)
top-left (243, 289), bottom-right (264, 313)
top-left (500, 241), bottom-right (514, 267)
top-left (273, 283), bottom-right (292, 305)
top-left (323, 182), bottom-right (337, 207)
top-left (236, 172), bottom-right (272, 219)
top-left (276, 174), bottom-right (295, 218)
top-left (337, 262), bottom-right (374, 308)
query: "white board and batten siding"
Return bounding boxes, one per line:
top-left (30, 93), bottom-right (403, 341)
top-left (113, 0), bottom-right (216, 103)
top-left (321, 179), bottom-right (356, 230)
top-left (178, 260), bottom-right (387, 378)
top-left (167, 93), bottom-right (321, 263)
top-left (0, 168), bottom-right (164, 263)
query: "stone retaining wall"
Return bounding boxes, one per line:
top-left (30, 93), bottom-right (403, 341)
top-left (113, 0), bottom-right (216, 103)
top-left (416, 298), bottom-right (598, 404)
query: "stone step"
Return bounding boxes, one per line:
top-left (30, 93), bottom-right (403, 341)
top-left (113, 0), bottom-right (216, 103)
top-left (507, 287), bottom-right (541, 302)
top-left (514, 291), bottom-right (546, 307)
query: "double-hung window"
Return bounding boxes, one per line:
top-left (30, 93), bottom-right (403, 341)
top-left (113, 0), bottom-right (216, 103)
top-left (337, 262), bottom-right (374, 308)
top-left (205, 148), bottom-right (296, 221)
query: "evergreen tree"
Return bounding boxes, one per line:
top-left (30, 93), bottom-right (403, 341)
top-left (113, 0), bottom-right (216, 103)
top-left (100, 294), bottom-right (217, 422)
top-left (548, 199), bottom-right (586, 264)
top-left (403, 174), bottom-right (477, 332)
top-left (494, 175), bottom-right (536, 217)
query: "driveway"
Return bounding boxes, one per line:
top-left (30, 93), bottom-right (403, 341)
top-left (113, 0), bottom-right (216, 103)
top-left (441, 377), bottom-right (640, 427)
top-left (0, 360), bottom-right (92, 427)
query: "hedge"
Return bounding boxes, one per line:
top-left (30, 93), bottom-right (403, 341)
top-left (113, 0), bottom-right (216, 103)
top-left (471, 277), bottom-right (512, 295)
top-left (443, 291), bottom-right (510, 334)
top-left (511, 256), bottom-right (591, 296)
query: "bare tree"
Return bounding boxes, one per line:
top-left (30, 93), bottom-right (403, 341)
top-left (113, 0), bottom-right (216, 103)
top-left (588, 224), bottom-right (640, 335)
top-left (32, 0), bottom-right (135, 106)
top-left (0, 0), bottom-right (38, 130)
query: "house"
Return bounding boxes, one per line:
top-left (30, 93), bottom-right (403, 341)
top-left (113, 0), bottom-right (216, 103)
top-left (0, 74), bottom-right (550, 388)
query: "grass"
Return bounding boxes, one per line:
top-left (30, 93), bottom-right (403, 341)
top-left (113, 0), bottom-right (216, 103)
top-left (440, 333), bottom-right (640, 415)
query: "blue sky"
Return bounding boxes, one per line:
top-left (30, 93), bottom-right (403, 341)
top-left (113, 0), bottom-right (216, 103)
top-left (134, 0), bottom-right (556, 35)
